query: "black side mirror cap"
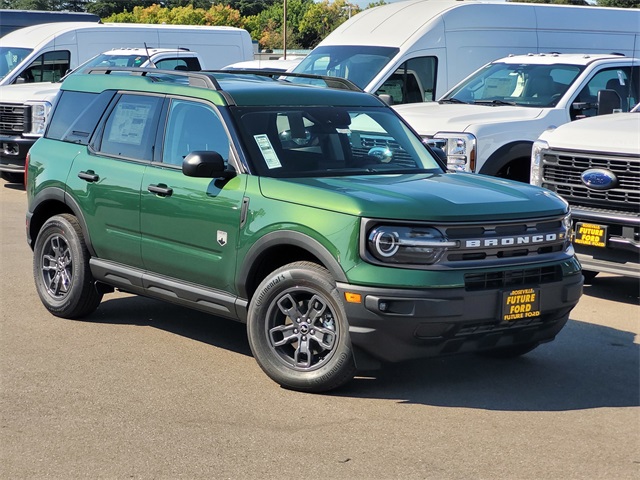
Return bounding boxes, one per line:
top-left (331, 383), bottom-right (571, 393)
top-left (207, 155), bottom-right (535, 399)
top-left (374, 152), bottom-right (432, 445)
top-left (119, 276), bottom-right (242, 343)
top-left (182, 151), bottom-right (236, 179)
top-left (597, 89), bottom-right (622, 116)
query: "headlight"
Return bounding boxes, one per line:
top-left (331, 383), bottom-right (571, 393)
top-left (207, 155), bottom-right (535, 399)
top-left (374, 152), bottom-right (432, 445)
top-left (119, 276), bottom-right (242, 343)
top-left (426, 133), bottom-right (477, 172)
top-left (530, 140), bottom-right (548, 187)
top-left (24, 100), bottom-right (52, 137)
top-left (367, 226), bottom-right (456, 265)
top-left (563, 211), bottom-right (573, 250)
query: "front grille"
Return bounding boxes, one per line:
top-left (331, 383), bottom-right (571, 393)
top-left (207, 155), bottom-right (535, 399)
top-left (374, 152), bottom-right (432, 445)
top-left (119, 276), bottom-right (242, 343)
top-left (464, 266), bottom-right (562, 291)
top-left (541, 149), bottom-right (640, 213)
top-left (353, 135), bottom-right (416, 167)
top-left (0, 104), bottom-right (27, 135)
top-left (444, 217), bottom-right (568, 263)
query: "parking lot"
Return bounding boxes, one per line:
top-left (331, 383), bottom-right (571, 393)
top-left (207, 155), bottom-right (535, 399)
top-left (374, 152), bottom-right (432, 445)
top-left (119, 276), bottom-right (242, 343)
top-left (1, 177), bottom-right (638, 479)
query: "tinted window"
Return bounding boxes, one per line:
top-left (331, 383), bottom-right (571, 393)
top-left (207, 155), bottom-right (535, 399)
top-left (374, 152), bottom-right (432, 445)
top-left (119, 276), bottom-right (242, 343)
top-left (98, 94), bottom-right (163, 161)
top-left (20, 51), bottom-right (70, 83)
top-left (46, 91), bottom-right (98, 141)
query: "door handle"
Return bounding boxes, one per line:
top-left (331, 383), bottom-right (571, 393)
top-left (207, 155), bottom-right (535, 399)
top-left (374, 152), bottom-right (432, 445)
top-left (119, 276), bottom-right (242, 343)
top-left (78, 171), bottom-right (99, 182)
top-left (148, 184), bottom-right (173, 197)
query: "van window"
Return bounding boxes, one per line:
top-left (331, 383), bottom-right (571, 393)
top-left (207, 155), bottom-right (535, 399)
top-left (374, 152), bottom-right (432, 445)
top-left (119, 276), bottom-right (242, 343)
top-left (97, 94), bottom-right (163, 161)
top-left (0, 47), bottom-right (32, 81)
top-left (292, 45), bottom-right (399, 90)
top-left (375, 57), bottom-right (438, 104)
top-left (155, 58), bottom-right (201, 71)
top-left (162, 99), bottom-right (229, 166)
top-left (19, 51), bottom-right (70, 83)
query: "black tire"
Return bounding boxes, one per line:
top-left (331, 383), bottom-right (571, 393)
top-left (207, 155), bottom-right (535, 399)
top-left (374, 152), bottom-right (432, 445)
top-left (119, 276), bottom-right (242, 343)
top-left (582, 270), bottom-right (599, 283)
top-left (1, 172), bottom-right (24, 184)
top-left (247, 261), bottom-right (357, 393)
top-left (478, 342), bottom-right (539, 359)
top-left (33, 214), bottom-right (102, 319)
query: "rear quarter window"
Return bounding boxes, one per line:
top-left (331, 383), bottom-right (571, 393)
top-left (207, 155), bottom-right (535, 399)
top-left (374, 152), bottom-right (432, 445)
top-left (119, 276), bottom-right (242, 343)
top-left (46, 90), bottom-right (99, 141)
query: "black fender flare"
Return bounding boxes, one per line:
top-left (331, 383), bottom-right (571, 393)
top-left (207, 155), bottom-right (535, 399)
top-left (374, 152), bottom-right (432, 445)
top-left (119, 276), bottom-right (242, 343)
top-left (237, 230), bottom-right (348, 299)
top-left (28, 187), bottom-right (96, 256)
top-left (479, 141), bottom-right (534, 177)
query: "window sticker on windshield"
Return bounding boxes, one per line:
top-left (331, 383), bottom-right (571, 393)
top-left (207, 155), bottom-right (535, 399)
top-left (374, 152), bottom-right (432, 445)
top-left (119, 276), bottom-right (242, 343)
top-left (254, 134), bottom-right (282, 169)
top-left (617, 70), bottom-right (626, 86)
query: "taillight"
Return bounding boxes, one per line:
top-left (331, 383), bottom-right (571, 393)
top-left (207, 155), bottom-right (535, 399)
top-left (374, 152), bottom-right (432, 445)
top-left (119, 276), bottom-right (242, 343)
top-left (24, 151), bottom-right (30, 186)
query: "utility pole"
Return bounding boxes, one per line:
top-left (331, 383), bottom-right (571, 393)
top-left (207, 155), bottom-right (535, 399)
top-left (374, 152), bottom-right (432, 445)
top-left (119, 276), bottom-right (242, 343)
top-left (283, 0), bottom-right (287, 60)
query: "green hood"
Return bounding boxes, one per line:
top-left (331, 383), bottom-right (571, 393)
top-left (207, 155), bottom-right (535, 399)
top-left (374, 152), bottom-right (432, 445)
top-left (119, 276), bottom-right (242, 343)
top-left (259, 173), bottom-right (568, 222)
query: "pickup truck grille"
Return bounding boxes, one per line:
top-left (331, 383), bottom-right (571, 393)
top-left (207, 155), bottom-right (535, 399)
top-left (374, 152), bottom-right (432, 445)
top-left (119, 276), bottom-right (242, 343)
top-left (0, 103), bottom-right (27, 135)
top-left (540, 149), bottom-right (640, 214)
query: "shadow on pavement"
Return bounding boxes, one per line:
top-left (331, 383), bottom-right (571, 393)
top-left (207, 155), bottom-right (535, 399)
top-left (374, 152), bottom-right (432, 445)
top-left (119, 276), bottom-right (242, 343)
top-left (90, 286), bottom-right (638, 412)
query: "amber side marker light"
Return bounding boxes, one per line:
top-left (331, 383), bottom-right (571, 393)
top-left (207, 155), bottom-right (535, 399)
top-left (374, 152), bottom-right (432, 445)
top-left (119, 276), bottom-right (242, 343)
top-left (344, 292), bottom-right (362, 303)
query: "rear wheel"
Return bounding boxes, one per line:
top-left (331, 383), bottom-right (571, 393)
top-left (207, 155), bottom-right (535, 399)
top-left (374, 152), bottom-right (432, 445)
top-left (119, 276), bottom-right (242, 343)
top-left (247, 261), bottom-right (356, 393)
top-left (33, 214), bottom-right (102, 319)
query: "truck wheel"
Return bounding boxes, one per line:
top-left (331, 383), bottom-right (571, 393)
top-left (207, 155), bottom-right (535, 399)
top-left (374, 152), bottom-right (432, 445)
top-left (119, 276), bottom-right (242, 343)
top-left (1, 172), bottom-right (24, 184)
top-left (33, 214), bottom-right (103, 319)
top-left (247, 261), bottom-right (357, 393)
top-left (478, 342), bottom-right (539, 359)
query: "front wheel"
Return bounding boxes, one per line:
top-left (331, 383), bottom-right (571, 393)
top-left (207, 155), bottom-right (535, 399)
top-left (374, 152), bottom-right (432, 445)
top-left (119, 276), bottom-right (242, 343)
top-left (33, 214), bottom-right (103, 319)
top-left (247, 262), bottom-right (356, 393)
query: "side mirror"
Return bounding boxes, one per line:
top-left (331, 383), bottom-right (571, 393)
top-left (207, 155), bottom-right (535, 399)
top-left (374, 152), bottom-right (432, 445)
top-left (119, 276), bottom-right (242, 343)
top-left (378, 94), bottom-right (393, 106)
top-left (597, 89), bottom-right (621, 115)
top-left (182, 151), bottom-right (236, 179)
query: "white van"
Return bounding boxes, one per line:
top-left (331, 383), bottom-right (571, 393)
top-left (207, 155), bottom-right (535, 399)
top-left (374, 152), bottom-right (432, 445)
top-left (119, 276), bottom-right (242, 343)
top-left (0, 21), bottom-right (254, 85)
top-left (291, 0), bottom-right (640, 105)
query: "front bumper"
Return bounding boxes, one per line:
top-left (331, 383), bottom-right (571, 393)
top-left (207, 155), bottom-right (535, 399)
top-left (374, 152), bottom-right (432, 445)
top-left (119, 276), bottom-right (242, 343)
top-left (0, 136), bottom-right (34, 173)
top-left (337, 272), bottom-right (583, 363)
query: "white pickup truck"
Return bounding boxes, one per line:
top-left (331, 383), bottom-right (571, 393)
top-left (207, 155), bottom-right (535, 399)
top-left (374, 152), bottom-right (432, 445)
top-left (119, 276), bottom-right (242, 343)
top-left (0, 47), bottom-right (203, 182)
top-left (530, 107), bottom-right (640, 280)
top-left (394, 53), bottom-right (639, 183)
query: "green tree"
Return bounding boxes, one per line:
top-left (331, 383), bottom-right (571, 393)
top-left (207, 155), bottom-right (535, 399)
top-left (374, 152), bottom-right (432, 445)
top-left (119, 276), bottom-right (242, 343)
top-left (597, 0), bottom-right (640, 6)
top-left (299, 0), bottom-right (360, 48)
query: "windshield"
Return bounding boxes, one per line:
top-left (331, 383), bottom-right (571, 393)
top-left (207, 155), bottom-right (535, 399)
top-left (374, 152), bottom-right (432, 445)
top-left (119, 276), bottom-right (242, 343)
top-left (0, 47), bottom-right (33, 81)
top-left (73, 53), bottom-right (151, 74)
top-left (231, 106), bottom-right (443, 178)
top-left (291, 46), bottom-right (399, 89)
top-left (442, 62), bottom-right (584, 108)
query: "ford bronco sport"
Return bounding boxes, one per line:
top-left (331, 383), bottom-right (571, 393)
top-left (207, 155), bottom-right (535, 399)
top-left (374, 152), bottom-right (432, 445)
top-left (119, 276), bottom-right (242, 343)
top-left (26, 68), bottom-right (583, 392)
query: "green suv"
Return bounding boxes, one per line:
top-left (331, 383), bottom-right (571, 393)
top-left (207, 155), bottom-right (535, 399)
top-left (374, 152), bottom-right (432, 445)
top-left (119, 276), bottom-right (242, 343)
top-left (26, 68), bottom-right (583, 392)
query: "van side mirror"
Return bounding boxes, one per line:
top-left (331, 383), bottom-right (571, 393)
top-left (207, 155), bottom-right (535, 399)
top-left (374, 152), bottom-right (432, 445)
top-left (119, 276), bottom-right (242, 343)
top-left (378, 94), bottom-right (393, 106)
top-left (182, 151), bottom-right (236, 179)
top-left (597, 89), bottom-right (621, 115)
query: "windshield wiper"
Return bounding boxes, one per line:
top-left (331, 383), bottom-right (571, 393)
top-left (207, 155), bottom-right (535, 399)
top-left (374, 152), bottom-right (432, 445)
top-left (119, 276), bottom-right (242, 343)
top-left (438, 98), bottom-right (467, 105)
top-left (473, 99), bottom-right (517, 106)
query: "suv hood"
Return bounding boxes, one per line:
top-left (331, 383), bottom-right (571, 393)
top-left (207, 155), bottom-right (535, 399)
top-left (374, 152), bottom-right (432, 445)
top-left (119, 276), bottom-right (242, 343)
top-left (393, 103), bottom-right (545, 136)
top-left (0, 82), bottom-right (61, 103)
top-left (260, 173), bottom-right (567, 222)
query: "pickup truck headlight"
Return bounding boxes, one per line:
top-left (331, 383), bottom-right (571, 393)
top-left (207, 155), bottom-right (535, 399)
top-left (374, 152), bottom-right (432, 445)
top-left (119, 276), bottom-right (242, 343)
top-left (367, 225), bottom-right (456, 265)
top-left (426, 133), bottom-right (476, 172)
top-left (24, 100), bottom-right (52, 137)
top-left (530, 140), bottom-right (548, 187)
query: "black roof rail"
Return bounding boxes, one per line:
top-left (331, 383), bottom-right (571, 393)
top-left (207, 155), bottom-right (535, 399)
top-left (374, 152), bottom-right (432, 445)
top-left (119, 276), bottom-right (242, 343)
top-left (84, 66), bottom-right (362, 96)
top-left (86, 66), bottom-right (221, 89)
top-left (206, 69), bottom-right (363, 92)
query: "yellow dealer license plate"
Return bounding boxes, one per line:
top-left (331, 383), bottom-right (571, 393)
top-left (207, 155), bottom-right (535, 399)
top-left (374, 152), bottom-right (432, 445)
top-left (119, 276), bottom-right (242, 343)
top-left (502, 288), bottom-right (541, 322)
top-left (574, 222), bottom-right (607, 248)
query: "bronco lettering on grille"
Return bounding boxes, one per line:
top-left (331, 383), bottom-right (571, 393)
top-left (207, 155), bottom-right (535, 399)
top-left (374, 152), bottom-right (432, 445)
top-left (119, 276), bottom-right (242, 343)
top-left (464, 233), bottom-right (563, 248)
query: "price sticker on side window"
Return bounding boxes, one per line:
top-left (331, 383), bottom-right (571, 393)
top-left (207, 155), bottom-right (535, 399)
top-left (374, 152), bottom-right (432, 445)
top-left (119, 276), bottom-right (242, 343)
top-left (502, 288), bottom-right (541, 321)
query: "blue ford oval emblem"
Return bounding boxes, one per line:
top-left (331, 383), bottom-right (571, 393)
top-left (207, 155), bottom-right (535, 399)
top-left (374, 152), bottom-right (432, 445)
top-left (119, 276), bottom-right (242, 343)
top-left (581, 168), bottom-right (618, 190)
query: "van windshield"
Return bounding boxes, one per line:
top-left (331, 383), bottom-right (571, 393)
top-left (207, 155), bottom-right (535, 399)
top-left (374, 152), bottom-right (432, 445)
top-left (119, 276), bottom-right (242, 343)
top-left (0, 47), bottom-right (33, 81)
top-left (291, 46), bottom-right (399, 89)
top-left (441, 62), bottom-right (583, 108)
